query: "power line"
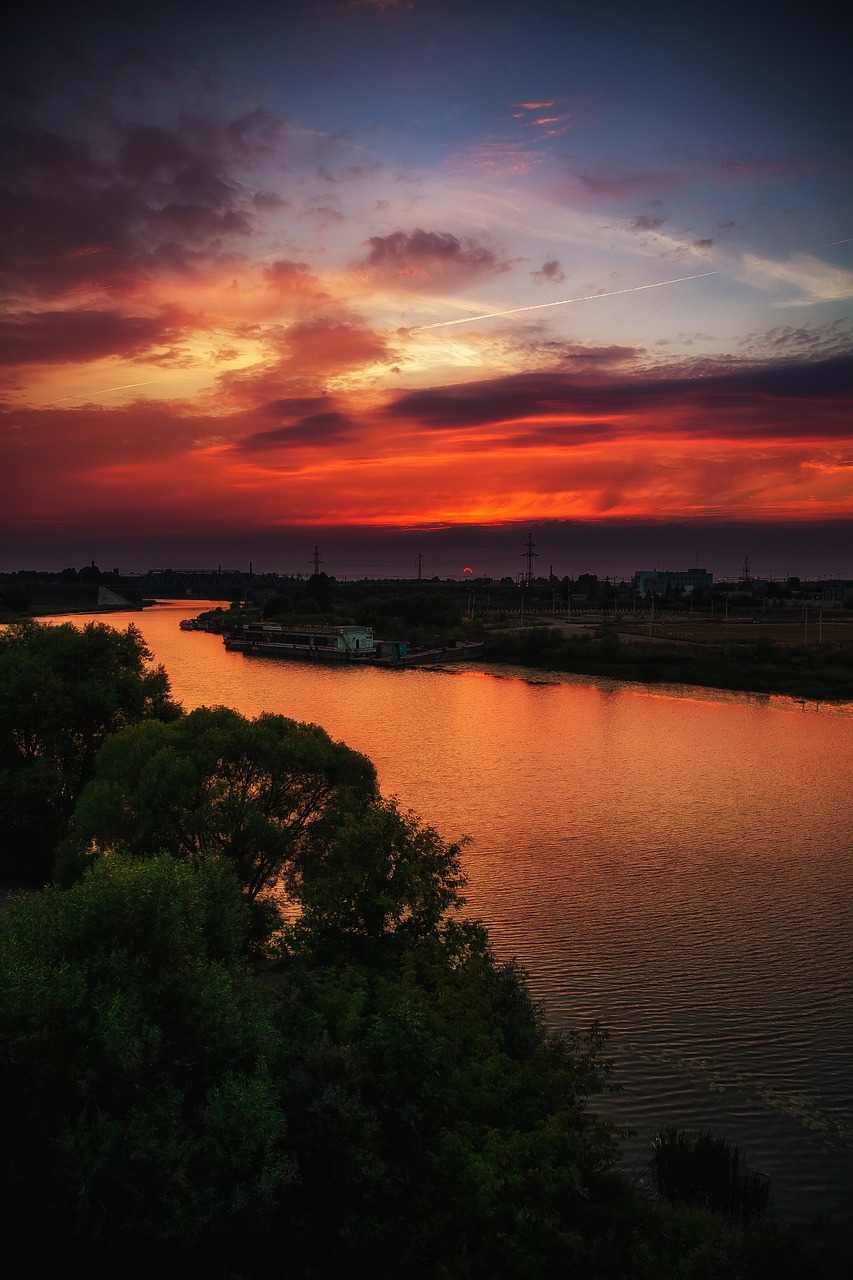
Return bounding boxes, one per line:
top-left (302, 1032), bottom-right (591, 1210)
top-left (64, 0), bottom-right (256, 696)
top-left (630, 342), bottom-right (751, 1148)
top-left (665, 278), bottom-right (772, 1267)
top-left (522, 530), bottom-right (539, 584)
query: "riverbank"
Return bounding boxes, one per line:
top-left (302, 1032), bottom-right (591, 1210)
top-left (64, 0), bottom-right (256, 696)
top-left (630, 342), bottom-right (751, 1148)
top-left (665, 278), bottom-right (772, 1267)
top-left (481, 626), bottom-right (853, 702)
top-left (13, 604), bottom-right (853, 702)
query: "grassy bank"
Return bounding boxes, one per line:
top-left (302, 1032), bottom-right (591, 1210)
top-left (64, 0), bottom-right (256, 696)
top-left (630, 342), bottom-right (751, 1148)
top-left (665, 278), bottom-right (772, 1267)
top-left (482, 627), bottom-right (853, 702)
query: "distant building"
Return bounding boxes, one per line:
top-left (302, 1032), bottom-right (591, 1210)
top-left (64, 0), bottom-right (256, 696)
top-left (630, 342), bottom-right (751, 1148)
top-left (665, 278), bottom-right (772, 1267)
top-left (633, 568), bottom-right (713, 595)
top-left (821, 580), bottom-right (853, 608)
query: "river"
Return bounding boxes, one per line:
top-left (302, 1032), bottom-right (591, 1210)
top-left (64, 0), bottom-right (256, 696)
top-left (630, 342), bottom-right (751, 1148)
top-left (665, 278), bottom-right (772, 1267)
top-left (42, 604), bottom-right (853, 1242)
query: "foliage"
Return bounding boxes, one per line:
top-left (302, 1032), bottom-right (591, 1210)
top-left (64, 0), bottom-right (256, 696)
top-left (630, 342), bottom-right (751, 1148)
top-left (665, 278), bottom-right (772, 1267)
top-left (0, 581), bottom-right (29, 614)
top-left (66, 705), bottom-right (378, 905)
top-left (0, 855), bottom-right (292, 1265)
top-left (354, 590), bottom-right (463, 643)
top-left (289, 796), bottom-right (467, 952)
top-left (484, 626), bottom-right (853, 701)
top-left (0, 618), bottom-right (825, 1274)
top-left (265, 919), bottom-right (621, 1278)
top-left (0, 620), bottom-right (179, 882)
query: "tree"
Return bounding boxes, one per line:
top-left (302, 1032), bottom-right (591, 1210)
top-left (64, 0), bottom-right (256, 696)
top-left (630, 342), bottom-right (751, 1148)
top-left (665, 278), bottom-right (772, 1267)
top-left (291, 796), bottom-right (467, 952)
top-left (0, 620), bottom-right (179, 883)
top-left (0, 582), bottom-right (28, 614)
top-left (0, 855), bottom-right (293, 1265)
top-left (269, 919), bottom-right (621, 1277)
top-left (67, 705), bottom-right (378, 906)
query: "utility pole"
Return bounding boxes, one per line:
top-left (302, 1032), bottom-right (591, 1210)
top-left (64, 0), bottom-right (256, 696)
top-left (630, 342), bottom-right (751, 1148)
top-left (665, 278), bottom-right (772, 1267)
top-left (521, 530), bottom-right (538, 585)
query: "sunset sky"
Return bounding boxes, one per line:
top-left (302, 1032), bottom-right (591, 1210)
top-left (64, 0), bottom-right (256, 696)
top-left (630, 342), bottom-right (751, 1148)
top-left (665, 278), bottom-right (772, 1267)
top-left (2, 0), bottom-right (851, 579)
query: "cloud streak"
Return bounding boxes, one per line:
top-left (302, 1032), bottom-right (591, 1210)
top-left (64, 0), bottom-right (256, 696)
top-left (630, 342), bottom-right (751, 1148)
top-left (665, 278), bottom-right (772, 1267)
top-left (412, 272), bottom-right (719, 330)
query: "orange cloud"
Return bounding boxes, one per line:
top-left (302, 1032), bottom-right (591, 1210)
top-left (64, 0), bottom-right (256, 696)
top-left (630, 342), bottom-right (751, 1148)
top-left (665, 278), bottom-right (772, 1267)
top-left (4, 352), bottom-right (851, 554)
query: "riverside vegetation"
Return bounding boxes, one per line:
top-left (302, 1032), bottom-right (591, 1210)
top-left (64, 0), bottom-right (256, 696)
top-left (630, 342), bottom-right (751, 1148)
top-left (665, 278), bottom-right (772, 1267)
top-left (0, 620), bottom-right (828, 1276)
top-left (194, 575), bottom-right (853, 702)
top-left (482, 625), bottom-right (853, 701)
top-left (4, 566), bottom-right (853, 700)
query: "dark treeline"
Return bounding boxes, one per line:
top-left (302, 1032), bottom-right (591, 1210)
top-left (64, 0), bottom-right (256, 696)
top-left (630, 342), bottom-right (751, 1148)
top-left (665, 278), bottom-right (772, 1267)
top-left (7, 561), bottom-right (846, 625)
top-left (0, 621), bottom-right (831, 1275)
top-left (483, 627), bottom-right (853, 701)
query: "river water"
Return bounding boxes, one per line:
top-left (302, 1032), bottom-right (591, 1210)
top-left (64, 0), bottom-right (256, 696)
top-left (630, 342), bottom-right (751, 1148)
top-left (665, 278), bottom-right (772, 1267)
top-left (44, 604), bottom-right (853, 1239)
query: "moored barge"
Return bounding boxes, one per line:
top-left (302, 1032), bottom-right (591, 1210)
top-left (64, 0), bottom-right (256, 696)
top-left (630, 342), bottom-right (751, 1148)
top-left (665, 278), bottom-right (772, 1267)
top-left (224, 622), bottom-right (381, 662)
top-left (216, 620), bottom-right (483, 666)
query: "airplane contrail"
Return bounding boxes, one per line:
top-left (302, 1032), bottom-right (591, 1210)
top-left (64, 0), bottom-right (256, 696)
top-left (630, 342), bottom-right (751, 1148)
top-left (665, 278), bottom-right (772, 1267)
top-left (412, 270), bottom-right (719, 331)
top-left (45, 380), bottom-right (157, 405)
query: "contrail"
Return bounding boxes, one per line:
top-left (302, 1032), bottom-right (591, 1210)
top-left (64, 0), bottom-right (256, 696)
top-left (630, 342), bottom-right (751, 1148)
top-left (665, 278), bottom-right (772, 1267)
top-left (45, 380), bottom-right (157, 405)
top-left (412, 271), bottom-right (719, 331)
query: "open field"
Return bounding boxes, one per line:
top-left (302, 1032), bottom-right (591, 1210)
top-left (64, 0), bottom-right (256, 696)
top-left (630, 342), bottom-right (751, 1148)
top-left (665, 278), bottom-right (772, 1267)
top-left (616, 616), bottom-right (853, 648)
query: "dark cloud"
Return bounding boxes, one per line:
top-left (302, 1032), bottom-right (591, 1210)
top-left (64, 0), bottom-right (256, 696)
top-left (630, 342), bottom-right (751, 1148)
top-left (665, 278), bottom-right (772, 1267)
top-left (508, 422), bottom-right (622, 447)
top-left (262, 259), bottom-right (313, 283)
top-left (502, 337), bottom-right (643, 372)
top-left (738, 320), bottom-right (853, 362)
top-left (383, 354), bottom-right (853, 439)
top-left (629, 214), bottom-right (668, 233)
top-left (557, 343), bottom-right (640, 368)
top-left (360, 228), bottom-right (510, 288)
top-left (531, 258), bottom-right (566, 285)
top-left (239, 410), bottom-right (357, 451)
top-left (719, 154), bottom-right (775, 183)
top-left (0, 111), bottom-right (274, 300)
top-left (252, 190), bottom-right (290, 210)
top-left (0, 308), bottom-right (186, 366)
top-left (317, 163), bottom-right (380, 183)
top-left (566, 159), bottom-right (683, 200)
top-left (260, 395), bottom-right (337, 418)
top-left (298, 197), bottom-right (345, 225)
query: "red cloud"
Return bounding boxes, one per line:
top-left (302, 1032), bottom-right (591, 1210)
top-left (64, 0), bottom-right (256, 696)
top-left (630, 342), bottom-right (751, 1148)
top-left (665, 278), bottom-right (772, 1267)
top-left (3, 351), bottom-right (852, 550)
top-left (216, 315), bottom-right (395, 405)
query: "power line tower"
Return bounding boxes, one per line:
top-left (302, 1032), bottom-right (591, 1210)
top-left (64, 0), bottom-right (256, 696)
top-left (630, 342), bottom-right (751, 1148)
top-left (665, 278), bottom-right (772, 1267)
top-left (311, 544), bottom-right (323, 576)
top-left (741, 555), bottom-right (752, 585)
top-left (522, 530), bottom-right (539, 584)
top-left (417, 552), bottom-right (423, 581)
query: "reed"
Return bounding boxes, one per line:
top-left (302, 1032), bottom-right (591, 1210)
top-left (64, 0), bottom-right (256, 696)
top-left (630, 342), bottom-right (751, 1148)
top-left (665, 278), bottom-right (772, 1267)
top-left (650, 1126), bottom-right (772, 1222)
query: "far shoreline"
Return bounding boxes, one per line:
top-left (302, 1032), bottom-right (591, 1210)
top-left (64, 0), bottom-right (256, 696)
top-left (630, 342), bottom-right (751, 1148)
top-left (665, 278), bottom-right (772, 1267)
top-left (6, 603), bottom-right (853, 707)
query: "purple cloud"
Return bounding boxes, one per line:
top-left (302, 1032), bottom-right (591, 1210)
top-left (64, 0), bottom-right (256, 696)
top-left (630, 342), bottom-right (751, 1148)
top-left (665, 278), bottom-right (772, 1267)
top-left (360, 228), bottom-right (510, 287)
top-left (531, 258), bottom-right (566, 284)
